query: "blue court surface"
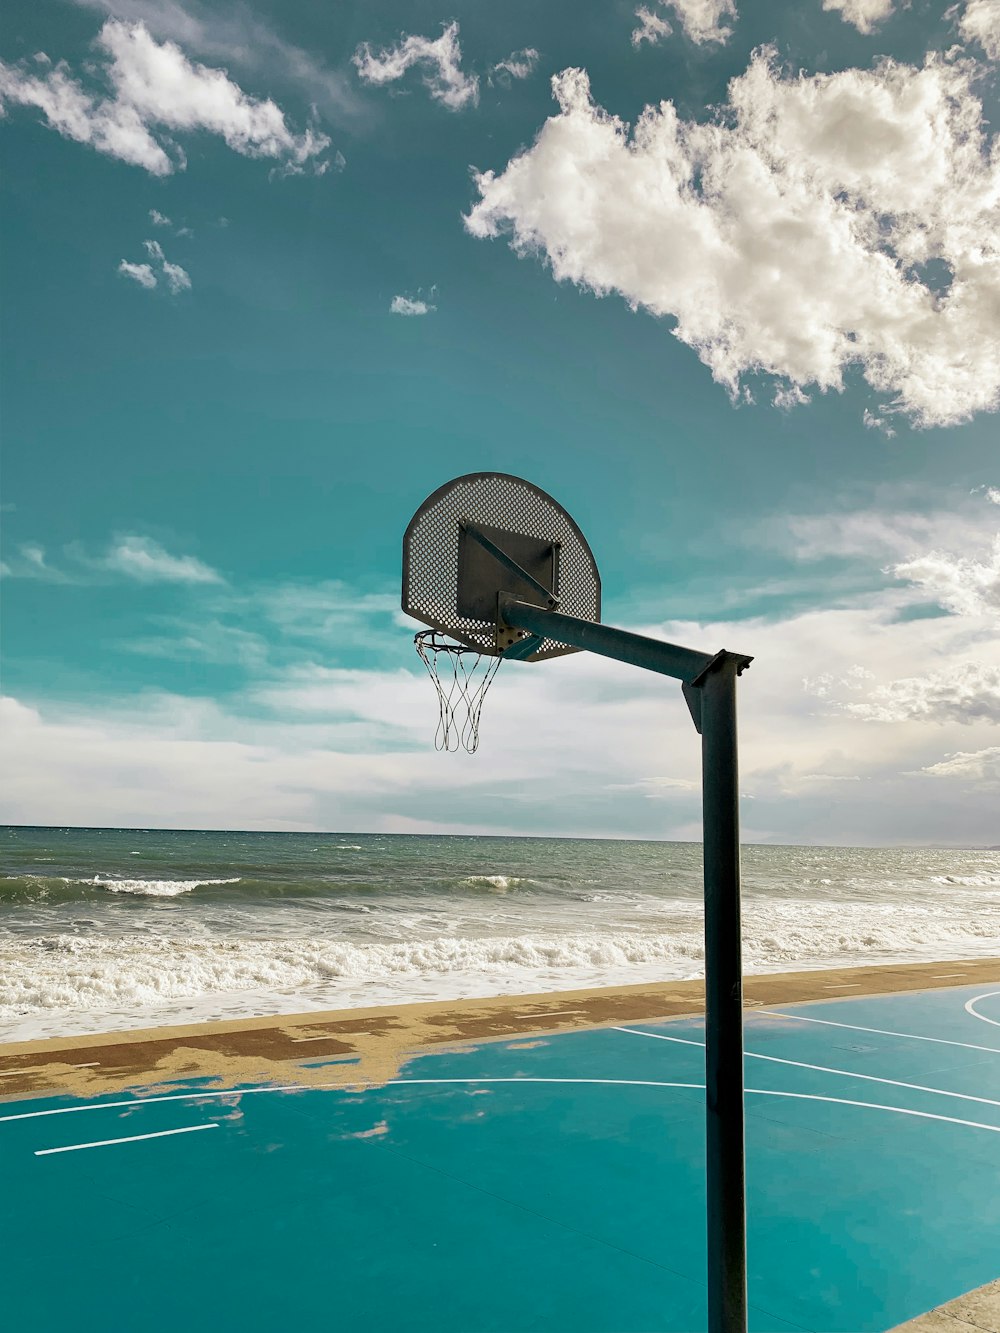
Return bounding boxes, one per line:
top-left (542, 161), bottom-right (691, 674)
top-left (3, 983), bottom-right (1000, 1332)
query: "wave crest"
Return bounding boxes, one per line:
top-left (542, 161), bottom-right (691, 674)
top-left (462, 874), bottom-right (526, 892)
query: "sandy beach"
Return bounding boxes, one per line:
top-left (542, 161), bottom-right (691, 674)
top-left (3, 954), bottom-right (998, 1104)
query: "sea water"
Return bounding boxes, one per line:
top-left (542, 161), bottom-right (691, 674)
top-left (2, 825), bottom-right (998, 1041)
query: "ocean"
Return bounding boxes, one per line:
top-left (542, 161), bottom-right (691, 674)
top-left (2, 825), bottom-right (998, 1042)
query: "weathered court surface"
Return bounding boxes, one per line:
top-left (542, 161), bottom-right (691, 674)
top-left (2, 959), bottom-right (999, 1332)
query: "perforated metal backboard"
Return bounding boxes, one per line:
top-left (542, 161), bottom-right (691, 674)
top-left (402, 472), bottom-right (601, 661)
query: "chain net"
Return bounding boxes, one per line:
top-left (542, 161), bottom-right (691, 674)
top-left (414, 630), bottom-right (502, 753)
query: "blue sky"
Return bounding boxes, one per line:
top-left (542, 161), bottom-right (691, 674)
top-left (1, 0), bottom-right (998, 842)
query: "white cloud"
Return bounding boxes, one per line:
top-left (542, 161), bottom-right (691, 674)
top-left (353, 21), bottom-right (479, 111)
top-left (492, 49), bottom-right (540, 81)
top-left (5, 533), bottom-right (220, 586)
top-left (774, 383), bottom-right (811, 411)
top-left (1, 543), bottom-right (72, 581)
top-left (0, 19), bottom-right (329, 176)
top-left (465, 53), bottom-right (1000, 428)
top-left (118, 258), bottom-right (157, 288)
top-left (862, 408), bottom-right (896, 437)
top-left (4, 501), bottom-right (998, 843)
top-left (917, 746), bottom-right (1000, 781)
top-left (124, 618), bottom-right (268, 669)
top-left (149, 207), bottom-right (172, 225)
top-left (119, 237), bottom-right (190, 293)
top-left (632, 7), bottom-right (673, 49)
top-left (161, 258), bottom-right (191, 294)
top-left (747, 491), bottom-right (1000, 620)
top-left (839, 661), bottom-right (1000, 724)
top-left (663, 0), bottom-right (737, 45)
top-left (268, 152), bottom-right (335, 181)
top-left (764, 498), bottom-right (998, 566)
top-left (102, 535), bottom-right (223, 584)
top-left (892, 534), bottom-right (1000, 616)
top-left (953, 0), bottom-right (1000, 60)
top-left (4, 572), bottom-right (998, 840)
top-left (69, 0), bottom-right (360, 122)
top-left (0, 53), bottom-right (171, 173)
top-left (822, 0), bottom-right (895, 35)
top-left (391, 295), bottom-right (435, 316)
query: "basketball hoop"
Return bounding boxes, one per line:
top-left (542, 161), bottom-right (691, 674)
top-left (402, 471), bottom-right (754, 1333)
top-left (414, 630), bottom-right (502, 753)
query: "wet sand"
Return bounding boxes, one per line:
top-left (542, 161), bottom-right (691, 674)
top-left (1, 955), bottom-right (997, 1103)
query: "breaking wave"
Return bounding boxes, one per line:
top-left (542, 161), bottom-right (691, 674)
top-left (0, 874), bottom-right (241, 901)
top-left (2, 899), bottom-right (998, 1019)
top-left (462, 875), bottom-right (527, 892)
top-left (931, 874), bottom-right (1000, 887)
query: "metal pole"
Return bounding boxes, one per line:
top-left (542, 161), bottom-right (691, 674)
top-left (699, 656), bottom-right (748, 1333)
top-left (501, 593), bottom-right (751, 1330)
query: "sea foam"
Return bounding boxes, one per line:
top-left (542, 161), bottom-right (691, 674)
top-left (2, 897), bottom-right (998, 1023)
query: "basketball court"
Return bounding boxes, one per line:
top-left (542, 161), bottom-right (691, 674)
top-left (4, 476), bottom-right (994, 1331)
top-left (2, 965), bottom-right (999, 1332)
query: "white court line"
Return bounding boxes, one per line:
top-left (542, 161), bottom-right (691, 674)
top-left (0, 1085), bottom-right (314, 1125)
top-left (754, 1010), bottom-right (1000, 1055)
top-left (965, 992), bottom-right (1000, 1029)
top-left (290, 1035), bottom-right (346, 1043)
top-left (613, 1027), bottom-right (1000, 1113)
top-left (35, 1124), bottom-right (218, 1156)
top-left (823, 984), bottom-right (861, 989)
top-left (7, 1074), bottom-right (1000, 1141)
top-left (5, 1077), bottom-right (1000, 1141)
top-left (326, 1078), bottom-right (1000, 1137)
top-left (934, 973), bottom-right (967, 979)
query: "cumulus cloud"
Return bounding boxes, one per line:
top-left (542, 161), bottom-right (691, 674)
top-left (4, 496), bottom-right (997, 842)
top-left (465, 53), bottom-right (1000, 428)
top-left (953, 0), bottom-right (1000, 60)
top-left (161, 258), bottom-right (191, 294)
top-left (917, 746), bottom-right (1000, 781)
top-left (118, 258), bottom-right (157, 288)
top-left (840, 662), bottom-right (1000, 724)
top-left (4, 580), bottom-right (997, 840)
top-left (862, 408), bottom-right (896, 437)
top-left (632, 7), bottom-right (673, 48)
top-left (774, 384), bottom-right (811, 411)
top-left (822, 0), bottom-right (895, 35)
top-left (118, 237), bottom-right (190, 292)
top-left (892, 533), bottom-right (1000, 616)
top-left (663, 0), bottom-right (737, 44)
top-left (353, 21), bottom-right (479, 111)
top-left (149, 207), bottom-right (171, 225)
top-left (102, 535), bottom-right (223, 583)
top-left (144, 238), bottom-right (191, 293)
top-left (69, 0), bottom-right (360, 121)
top-left (390, 295), bottom-right (434, 316)
top-left (491, 49), bottom-right (540, 82)
top-left (0, 19), bottom-right (330, 175)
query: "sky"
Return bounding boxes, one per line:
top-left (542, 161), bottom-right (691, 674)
top-left (1, 0), bottom-right (998, 844)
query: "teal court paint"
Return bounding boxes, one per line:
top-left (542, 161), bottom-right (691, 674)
top-left (3, 984), bottom-right (999, 1333)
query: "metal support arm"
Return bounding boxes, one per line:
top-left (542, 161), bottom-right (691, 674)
top-left (497, 595), bottom-right (752, 685)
